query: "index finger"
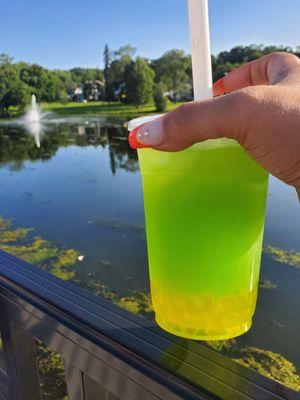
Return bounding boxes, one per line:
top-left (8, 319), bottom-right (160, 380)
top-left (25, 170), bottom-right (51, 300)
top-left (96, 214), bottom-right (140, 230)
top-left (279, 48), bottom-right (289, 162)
top-left (213, 52), bottom-right (300, 96)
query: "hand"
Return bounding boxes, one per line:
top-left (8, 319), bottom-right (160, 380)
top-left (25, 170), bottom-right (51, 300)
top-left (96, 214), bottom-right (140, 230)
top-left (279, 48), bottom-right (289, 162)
top-left (128, 52), bottom-right (300, 192)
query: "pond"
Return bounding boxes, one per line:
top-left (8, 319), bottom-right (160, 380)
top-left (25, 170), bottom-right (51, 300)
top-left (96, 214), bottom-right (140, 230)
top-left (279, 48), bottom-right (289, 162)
top-left (0, 115), bottom-right (299, 397)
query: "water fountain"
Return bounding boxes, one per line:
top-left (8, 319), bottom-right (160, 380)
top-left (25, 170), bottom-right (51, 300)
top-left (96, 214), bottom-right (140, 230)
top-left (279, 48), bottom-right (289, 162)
top-left (22, 94), bottom-right (49, 148)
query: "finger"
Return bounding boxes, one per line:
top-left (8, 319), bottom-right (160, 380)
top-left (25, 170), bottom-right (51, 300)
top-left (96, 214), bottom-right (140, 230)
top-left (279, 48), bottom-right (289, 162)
top-left (128, 93), bottom-right (243, 150)
top-left (213, 52), bottom-right (300, 96)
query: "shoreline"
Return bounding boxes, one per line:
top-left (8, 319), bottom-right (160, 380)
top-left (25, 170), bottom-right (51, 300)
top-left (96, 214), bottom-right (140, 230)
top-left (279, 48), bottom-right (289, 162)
top-left (1, 101), bottom-right (182, 120)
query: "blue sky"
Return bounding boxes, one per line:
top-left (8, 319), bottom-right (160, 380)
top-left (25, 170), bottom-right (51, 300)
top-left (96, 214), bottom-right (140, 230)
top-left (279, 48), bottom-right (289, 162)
top-left (1, 0), bottom-right (299, 69)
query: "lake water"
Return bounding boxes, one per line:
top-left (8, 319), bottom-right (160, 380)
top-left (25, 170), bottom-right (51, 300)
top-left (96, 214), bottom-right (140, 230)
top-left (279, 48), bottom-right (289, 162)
top-left (0, 115), bottom-right (299, 394)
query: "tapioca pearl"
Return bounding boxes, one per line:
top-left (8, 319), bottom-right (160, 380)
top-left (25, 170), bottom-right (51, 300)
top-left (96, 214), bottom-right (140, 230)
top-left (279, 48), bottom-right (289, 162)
top-left (161, 295), bottom-right (173, 310)
top-left (182, 319), bottom-right (203, 329)
top-left (173, 294), bottom-right (191, 308)
top-left (204, 309), bottom-right (222, 328)
top-left (237, 307), bottom-right (252, 322)
top-left (204, 319), bottom-right (223, 333)
top-left (235, 293), bottom-right (249, 310)
top-left (184, 327), bottom-right (198, 337)
top-left (194, 294), bottom-right (214, 311)
top-left (222, 312), bottom-right (241, 327)
top-left (225, 324), bottom-right (241, 335)
top-left (218, 296), bottom-right (236, 312)
top-left (184, 308), bottom-right (204, 324)
top-left (166, 308), bottom-right (183, 324)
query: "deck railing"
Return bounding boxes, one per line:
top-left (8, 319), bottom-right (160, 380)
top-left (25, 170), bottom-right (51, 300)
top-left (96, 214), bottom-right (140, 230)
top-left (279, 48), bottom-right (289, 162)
top-left (0, 249), bottom-right (298, 400)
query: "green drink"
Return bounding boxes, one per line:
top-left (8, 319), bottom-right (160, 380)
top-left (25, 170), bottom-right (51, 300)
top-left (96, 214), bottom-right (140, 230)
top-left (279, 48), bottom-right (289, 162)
top-left (138, 139), bottom-right (268, 340)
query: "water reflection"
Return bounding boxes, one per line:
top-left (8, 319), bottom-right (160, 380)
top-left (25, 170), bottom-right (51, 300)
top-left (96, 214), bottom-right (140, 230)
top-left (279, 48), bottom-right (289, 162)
top-left (0, 117), bottom-right (138, 175)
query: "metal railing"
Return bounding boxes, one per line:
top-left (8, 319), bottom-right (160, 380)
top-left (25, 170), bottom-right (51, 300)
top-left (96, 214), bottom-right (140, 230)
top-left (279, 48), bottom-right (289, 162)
top-left (0, 249), bottom-right (298, 400)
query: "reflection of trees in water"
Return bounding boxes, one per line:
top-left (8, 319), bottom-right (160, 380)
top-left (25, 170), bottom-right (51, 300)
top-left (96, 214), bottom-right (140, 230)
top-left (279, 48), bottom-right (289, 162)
top-left (106, 126), bottom-right (139, 174)
top-left (0, 121), bottom-right (138, 174)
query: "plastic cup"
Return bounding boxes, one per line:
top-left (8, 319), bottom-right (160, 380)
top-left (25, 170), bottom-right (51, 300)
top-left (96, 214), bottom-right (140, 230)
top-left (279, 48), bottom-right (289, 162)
top-left (137, 135), bottom-right (268, 341)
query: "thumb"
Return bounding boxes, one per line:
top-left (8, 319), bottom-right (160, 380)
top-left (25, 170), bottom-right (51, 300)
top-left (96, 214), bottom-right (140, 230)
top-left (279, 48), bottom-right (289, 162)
top-left (129, 92), bottom-right (243, 151)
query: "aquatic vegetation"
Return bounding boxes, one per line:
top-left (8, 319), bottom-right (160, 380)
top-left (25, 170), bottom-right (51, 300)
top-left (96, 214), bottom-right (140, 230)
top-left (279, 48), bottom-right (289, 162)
top-left (52, 248), bottom-right (79, 268)
top-left (264, 245), bottom-right (300, 268)
top-left (0, 216), bottom-right (12, 230)
top-left (81, 276), bottom-right (154, 319)
top-left (237, 347), bottom-right (300, 391)
top-left (1, 237), bottom-right (58, 265)
top-left (1, 215), bottom-right (299, 393)
top-left (0, 215), bottom-right (79, 281)
top-left (259, 278), bottom-right (277, 290)
top-left (206, 340), bottom-right (300, 391)
top-left (0, 216), bottom-right (33, 243)
top-left (0, 227), bottom-right (33, 243)
top-left (37, 342), bottom-right (67, 400)
top-left (116, 292), bottom-right (153, 316)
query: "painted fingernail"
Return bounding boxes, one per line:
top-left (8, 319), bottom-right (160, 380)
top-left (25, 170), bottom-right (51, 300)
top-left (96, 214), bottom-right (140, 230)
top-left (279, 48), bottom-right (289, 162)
top-left (128, 118), bottom-right (165, 149)
top-left (128, 125), bottom-right (150, 149)
top-left (213, 77), bottom-right (226, 96)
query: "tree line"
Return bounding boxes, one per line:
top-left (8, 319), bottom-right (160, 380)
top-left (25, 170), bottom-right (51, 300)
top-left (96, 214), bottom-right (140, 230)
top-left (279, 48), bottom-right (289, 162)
top-left (0, 44), bottom-right (299, 116)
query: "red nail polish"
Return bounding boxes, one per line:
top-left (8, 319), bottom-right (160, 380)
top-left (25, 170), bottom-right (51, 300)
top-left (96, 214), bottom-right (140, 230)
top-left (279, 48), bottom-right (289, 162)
top-left (213, 77), bottom-right (226, 97)
top-left (128, 125), bottom-right (150, 149)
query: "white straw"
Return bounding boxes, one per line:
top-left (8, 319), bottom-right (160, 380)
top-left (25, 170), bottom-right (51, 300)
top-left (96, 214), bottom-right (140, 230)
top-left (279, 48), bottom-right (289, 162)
top-left (127, 1), bottom-right (213, 130)
top-left (187, 0), bottom-right (213, 100)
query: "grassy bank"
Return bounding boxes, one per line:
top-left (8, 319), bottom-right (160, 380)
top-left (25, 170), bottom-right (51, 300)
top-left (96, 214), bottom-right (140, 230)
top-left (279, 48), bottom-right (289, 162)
top-left (42, 101), bottom-right (182, 117)
top-left (4, 101), bottom-right (182, 120)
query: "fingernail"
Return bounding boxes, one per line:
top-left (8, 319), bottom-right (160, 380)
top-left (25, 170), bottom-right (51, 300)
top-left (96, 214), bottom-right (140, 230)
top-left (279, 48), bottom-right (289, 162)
top-left (213, 77), bottom-right (226, 97)
top-left (128, 125), bottom-right (150, 149)
top-left (128, 118), bottom-right (165, 149)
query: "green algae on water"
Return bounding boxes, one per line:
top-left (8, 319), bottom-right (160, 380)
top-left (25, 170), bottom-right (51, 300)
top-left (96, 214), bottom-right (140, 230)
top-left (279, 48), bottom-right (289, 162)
top-left (264, 245), bottom-right (300, 268)
top-left (206, 340), bottom-right (300, 392)
top-left (259, 278), bottom-right (278, 290)
top-left (0, 215), bottom-right (79, 281)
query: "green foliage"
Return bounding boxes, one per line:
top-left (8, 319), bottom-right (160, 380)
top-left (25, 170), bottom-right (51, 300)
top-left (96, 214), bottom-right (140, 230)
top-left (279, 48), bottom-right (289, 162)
top-left (151, 49), bottom-right (191, 101)
top-left (0, 54), bottom-right (30, 116)
top-left (1, 44), bottom-right (299, 115)
top-left (259, 278), bottom-right (277, 290)
top-left (206, 340), bottom-right (300, 391)
top-left (104, 44), bottom-right (137, 101)
top-left (41, 100), bottom-right (181, 117)
top-left (124, 57), bottom-right (155, 105)
top-left (81, 277), bottom-right (154, 319)
top-left (212, 44), bottom-right (295, 81)
top-left (0, 215), bottom-right (79, 281)
top-left (0, 227), bottom-right (33, 243)
top-left (237, 347), bottom-right (300, 391)
top-left (264, 245), bottom-right (300, 268)
top-left (153, 82), bottom-right (168, 112)
top-left (37, 342), bottom-right (67, 400)
top-left (115, 292), bottom-right (153, 316)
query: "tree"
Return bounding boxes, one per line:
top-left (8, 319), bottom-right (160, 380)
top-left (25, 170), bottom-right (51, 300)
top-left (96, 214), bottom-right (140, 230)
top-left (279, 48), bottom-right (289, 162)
top-left (103, 45), bottom-right (136, 102)
top-left (153, 82), bottom-right (168, 112)
top-left (103, 44), bottom-right (114, 101)
top-left (151, 50), bottom-right (191, 101)
top-left (113, 44), bottom-right (137, 61)
top-left (124, 58), bottom-right (155, 105)
top-left (0, 55), bottom-right (29, 116)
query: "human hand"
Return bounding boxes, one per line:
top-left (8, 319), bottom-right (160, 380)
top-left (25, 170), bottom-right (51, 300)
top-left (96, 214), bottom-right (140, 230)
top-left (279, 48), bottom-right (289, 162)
top-left (128, 52), bottom-right (300, 192)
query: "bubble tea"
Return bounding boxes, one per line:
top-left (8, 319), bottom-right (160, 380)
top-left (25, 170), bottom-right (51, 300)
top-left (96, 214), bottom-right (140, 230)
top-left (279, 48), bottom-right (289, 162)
top-left (129, 117), bottom-right (268, 340)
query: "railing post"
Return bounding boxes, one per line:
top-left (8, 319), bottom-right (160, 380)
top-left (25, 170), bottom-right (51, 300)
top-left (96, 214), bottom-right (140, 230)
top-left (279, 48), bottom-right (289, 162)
top-left (65, 361), bottom-right (120, 400)
top-left (1, 318), bottom-right (41, 400)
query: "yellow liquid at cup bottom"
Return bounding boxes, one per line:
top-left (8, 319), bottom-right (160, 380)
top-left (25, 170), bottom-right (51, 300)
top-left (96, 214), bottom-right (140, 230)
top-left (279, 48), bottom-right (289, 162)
top-left (139, 140), bottom-right (268, 340)
top-left (152, 286), bottom-right (257, 340)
